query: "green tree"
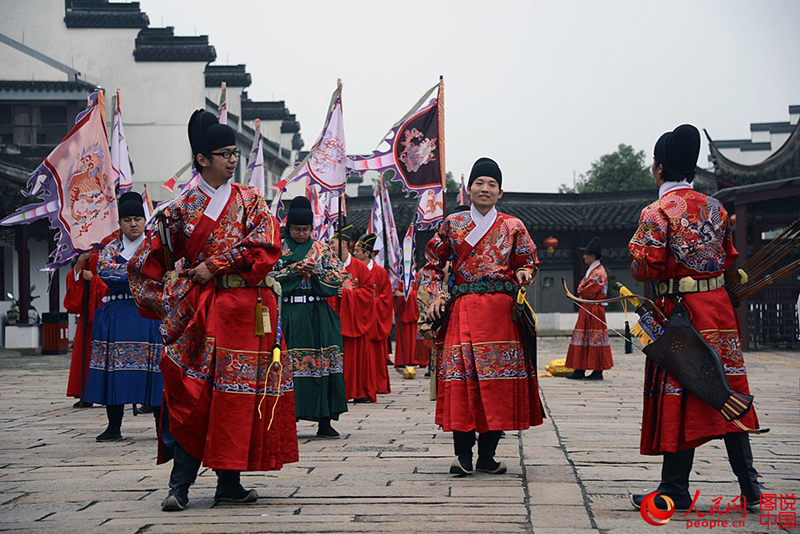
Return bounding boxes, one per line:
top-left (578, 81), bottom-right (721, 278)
top-left (559, 144), bottom-right (654, 193)
top-left (381, 170), bottom-right (459, 193)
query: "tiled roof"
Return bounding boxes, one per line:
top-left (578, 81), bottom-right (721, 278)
top-left (281, 116), bottom-right (300, 134)
top-left (133, 28), bottom-right (216, 62)
top-left (706, 123), bottom-right (800, 187)
top-left (204, 65), bottom-right (251, 88)
top-left (338, 189), bottom-right (657, 238)
top-left (0, 80), bottom-right (98, 96)
top-left (241, 99), bottom-right (289, 121)
top-left (292, 132), bottom-right (304, 151)
top-left (64, 0), bottom-right (149, 29)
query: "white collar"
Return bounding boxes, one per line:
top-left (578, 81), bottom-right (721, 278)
top-left (586, 259), bottom-right (601, 276)
top-left (198, 176), bottom-right (232, 221)
top-left (120, 234), bottom-right (144, 261)
top-left (343, 254), bottom-right (351, 268)
top-left (658, 179), bottom-right (693, 199)
top-left (465, 205), bottom-right (498, 247)
top-left (366, 259), bottom-right (374, 271)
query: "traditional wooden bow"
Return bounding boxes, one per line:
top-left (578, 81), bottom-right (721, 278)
top-left (560, 277), bottom-right (667, 322)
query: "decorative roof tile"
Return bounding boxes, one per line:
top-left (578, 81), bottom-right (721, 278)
top-left (64, 0), bottom-right (149, 29)
top-left (0, 80), bottom-right (98, 96)
top-left (204, 65), bottom-right (251, 88)
top-left (134, 27), bottom-right (216, 62)
top-left (706, 123), bottom-right (800, 187)
top-left (241, 99), bottom-right (288, 121)
top-left (292, 132), bottom-right (304, 151)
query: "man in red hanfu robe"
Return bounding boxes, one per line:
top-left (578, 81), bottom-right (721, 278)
top-left (64, 251), bottom-right (107, 406)
top-left (394, 278), bottom-right (428, 368)
top-left (628, 124), bottom-right (761, 513)
top-left (328, 226), bottom-right (376, 403)
top-left (421, 157), bottom-right (544, 477)
top-left (565, 236), bottom-right (613, 380)
top-left (129, 110), bottom-right (297, 512)
top-left (353, 233), bottom-right (392, 394)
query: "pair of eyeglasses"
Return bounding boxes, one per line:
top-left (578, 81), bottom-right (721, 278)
top-left (208, 149), bottom-right (241, 160)
top-left (290, 226), bottom-right (313, 234)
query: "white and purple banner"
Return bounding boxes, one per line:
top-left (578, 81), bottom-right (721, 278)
top-left (1, 91), bottom-right (119, 271)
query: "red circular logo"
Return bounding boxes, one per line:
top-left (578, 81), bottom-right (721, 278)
top-left (639, 492), bottom-right (676, 526)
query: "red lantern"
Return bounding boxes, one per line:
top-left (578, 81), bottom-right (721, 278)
top-left (543, 236), bottom-right (558, 253)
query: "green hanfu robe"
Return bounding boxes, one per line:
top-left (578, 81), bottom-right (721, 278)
top-left (271, 237), bottom-right (348, 421)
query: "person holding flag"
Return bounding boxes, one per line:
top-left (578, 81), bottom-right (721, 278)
top-left (83, 192), bottom-right (163, 442)
top-left (269, 196), bottom-right (348, 438)
top-left (421, 157), bottom-right (544, 476)
top-left (353, 233), bottom-right (393, 395)
top-left (328, 226), bottom-right (376, 403)
top-left (128, 110), bottom-right (297, 512)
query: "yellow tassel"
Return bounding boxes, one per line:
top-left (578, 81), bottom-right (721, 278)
top-left (630, 322), bottom-right (655, 346)
top-left (255, 288), bottom-right (265, 336)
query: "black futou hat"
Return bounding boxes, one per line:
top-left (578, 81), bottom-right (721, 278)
top-left (188, 109), bottom-right (236, 156)
top-left (118, 191), bottom-right (144, 219)
top-left (286, 196), bottom-right (313, 227)
top-left (579, 237), bottom-right (602, 258)
top-left (468, 157), bottom-right (502, 188)
top-left (654, 124), bottom-right (701, 181)
top-left (356, 233), bottom-right (377, 253)
top-left (332, 224), bottom-right (355, 243)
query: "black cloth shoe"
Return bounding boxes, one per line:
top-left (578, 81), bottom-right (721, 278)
top-left (475, 458), bottom-right (507, 474)
top-left (72, 400), bottom-right (93, 408)
top-left (317, 419), bottom-right (340, 439)
top-left (585, 371), bottom-right (604, 380)
top-left (161, 491), bottom-right (188, 512)
top-left (449, 457), bottom-right (473, 476)
top-left (630, 492), bottom-right (692, 511)
top-left (214, 486), bottom-right (258, 503)
top-left (95, 428), bottom-right (122, 442)
top-left (565, 369), bottom-right (585, 379)
top-left (353, 397), bottom-right (371, 404)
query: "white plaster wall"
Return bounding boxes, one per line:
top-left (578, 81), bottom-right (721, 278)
top-left (263, 120), bottom-right (282, 144)
top-left (1, 0), bottom-right (209, 204)
top-left (0, 43), bottom-right (68, 81)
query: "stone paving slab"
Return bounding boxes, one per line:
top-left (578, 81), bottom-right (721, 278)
top-left (1, 337), bottom-right (798, 533)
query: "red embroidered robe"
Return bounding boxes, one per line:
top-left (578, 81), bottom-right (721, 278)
top-left (394, 280), bottom-right (427, 367)
top-left (64, 253), bottom-right (107, 398)
top-left (367, 262), bottom-right (392, 394)
top-left (565, 262), bottom-right (613, 371)
top-left (329, 255), bottom-right (375, 402)
top-left (629, 187), bottom-right (759, 454)
top-left (420, 210), bottom-right (544, 433)
top-left (129, 182), bottom-right (297, 471)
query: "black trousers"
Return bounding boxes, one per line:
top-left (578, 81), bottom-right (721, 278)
top-left (168, 443), bottom-right (242, 496)
top-left (657, 433), bottom-right (760, 501)
top-left (453, 430), bottom-right (502, 462)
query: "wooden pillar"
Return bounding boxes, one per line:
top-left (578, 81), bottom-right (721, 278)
top-left (735, 201), bottom-right (749, 351)
top-left (15, 225), bottom-right (30, 322)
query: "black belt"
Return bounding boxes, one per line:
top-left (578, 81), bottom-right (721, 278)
top-left (451, 280), bottom-right (516, 298)
top-left (282, 295), bottom-right (323, 304)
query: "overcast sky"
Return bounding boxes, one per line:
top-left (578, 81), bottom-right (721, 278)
top-left (139, 0), bottom-right (800, 193)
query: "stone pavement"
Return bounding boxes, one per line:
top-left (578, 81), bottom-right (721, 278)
top-left (0, 337), bottom-right (798, 534)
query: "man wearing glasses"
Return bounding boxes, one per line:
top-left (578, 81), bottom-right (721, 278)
top-left (129, 110), bottom-right (298, 511)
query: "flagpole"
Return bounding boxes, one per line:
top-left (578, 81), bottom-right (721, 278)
top-left (437, 75), bottom-right (446, 216)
